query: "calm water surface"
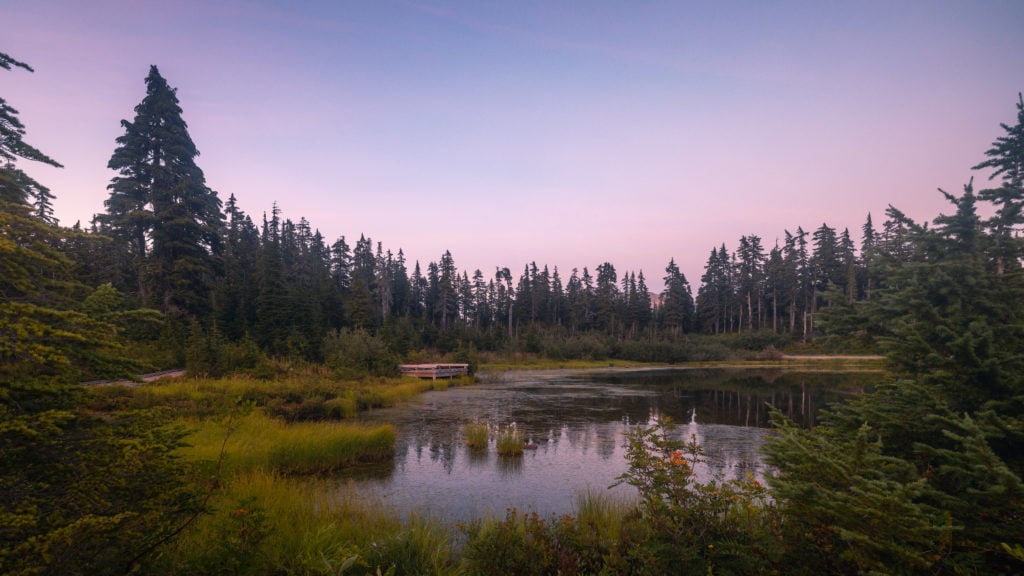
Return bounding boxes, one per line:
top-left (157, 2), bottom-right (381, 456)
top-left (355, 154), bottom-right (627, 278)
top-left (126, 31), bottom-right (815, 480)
top-left (345, 367), bottom-right (876, 522)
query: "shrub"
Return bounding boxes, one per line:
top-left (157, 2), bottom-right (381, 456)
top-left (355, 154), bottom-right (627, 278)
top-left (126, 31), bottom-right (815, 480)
top-left (613, 418), bottom-right (782, 574)
top-left (323, 328), bottom-right (399, 379)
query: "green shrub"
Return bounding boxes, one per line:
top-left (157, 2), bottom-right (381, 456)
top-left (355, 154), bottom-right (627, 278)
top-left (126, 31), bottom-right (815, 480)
top-left (613, 418), bottom-right (782, 574)
top-left (323, 328), bottom-right (399, 379)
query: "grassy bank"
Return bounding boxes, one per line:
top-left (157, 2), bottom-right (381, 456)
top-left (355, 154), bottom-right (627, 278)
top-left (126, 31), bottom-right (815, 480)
top-left (160, 472), bottom-right (638, 575)
top-left (180, 411), bottom-right (395, 475)
top-left (85, 372), bottom-right (474, 420)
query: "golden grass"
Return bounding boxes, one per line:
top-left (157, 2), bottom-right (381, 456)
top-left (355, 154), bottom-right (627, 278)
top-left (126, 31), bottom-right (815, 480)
top-left (179, 411), bottom-right (395, 476)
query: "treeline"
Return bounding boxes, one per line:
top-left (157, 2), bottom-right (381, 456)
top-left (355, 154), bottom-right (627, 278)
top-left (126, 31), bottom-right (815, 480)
top-left (63, 65), bottom-right (918, 368)
top-left (65, 66), bottom-right (708, 365)
top-left (8, 63), bottom-right (1022, 375)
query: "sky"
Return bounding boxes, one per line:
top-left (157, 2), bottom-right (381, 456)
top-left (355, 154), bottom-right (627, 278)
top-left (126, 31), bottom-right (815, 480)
top-left (4, 0), bottom-right (1023, 291)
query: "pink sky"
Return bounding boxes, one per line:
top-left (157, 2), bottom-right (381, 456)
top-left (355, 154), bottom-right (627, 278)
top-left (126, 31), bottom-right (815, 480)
top-left (5, 1), bottom-right (1023, 290)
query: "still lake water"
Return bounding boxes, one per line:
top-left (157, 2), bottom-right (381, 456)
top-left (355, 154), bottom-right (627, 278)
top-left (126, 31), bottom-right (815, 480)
top-left (346, 367), bottom-right (878, 522)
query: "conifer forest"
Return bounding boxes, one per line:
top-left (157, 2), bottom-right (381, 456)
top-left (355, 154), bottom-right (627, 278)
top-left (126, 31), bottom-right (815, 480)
top-left (3, 52), bottom-right (1024, 574)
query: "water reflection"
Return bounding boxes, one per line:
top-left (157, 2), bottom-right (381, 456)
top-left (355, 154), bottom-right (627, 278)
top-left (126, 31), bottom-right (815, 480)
top-left (344, 367), bottom-right (879, 521)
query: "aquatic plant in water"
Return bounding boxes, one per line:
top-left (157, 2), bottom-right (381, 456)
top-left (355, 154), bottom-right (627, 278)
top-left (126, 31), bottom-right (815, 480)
top-left (496, 425), bottom-right (524, 457)
top-left (464, 421), bottom-right (489, 450)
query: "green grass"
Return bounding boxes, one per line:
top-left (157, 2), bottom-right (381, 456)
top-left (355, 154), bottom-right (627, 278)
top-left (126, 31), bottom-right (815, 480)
top-left (179, 411), bottom-right (395, 475)
top-left (464, 421), bottom-right (489, 450)
top-left (495, 426), bottom-right (524, 457)
top-left (161, 471), bottom-right (409, 574)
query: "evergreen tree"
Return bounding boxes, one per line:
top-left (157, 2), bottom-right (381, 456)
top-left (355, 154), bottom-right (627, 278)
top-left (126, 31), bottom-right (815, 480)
top-left (633, 270), bottom-right (653, 334)
top-left (213, 194), bottom-right (260, 340)
top-left (1, 53), bottom-right (199, 576)
top-left (736, 235), bottom-right (765, 331)
top-left (764, 243), bottom-right (786, 333)
top-left (661, 258), bottom-right (694, 337)
top-left (594, 262), bottom-right (619, 333)
top-left (254, 206), bottom-right (290, 353)
top-left (974, 93), bottom-right (1024, 276)
top-left (100, 65), bottom-right (224, 317)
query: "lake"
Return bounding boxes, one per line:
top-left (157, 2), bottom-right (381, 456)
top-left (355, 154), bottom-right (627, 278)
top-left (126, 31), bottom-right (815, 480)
top-left (346, 367), bottom-right (878, 522)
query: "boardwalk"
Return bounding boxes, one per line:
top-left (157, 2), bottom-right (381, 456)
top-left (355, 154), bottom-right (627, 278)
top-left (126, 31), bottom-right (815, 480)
top-left (399, 363), bottom-right (470, 380)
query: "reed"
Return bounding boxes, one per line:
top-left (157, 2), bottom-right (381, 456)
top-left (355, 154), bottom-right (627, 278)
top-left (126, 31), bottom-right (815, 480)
top-left (179, 411), bottom-right (395, 475)
top-left (495, 425), bottom-right (524, 457)
top-left (464, 421), bottom-right (489, 450)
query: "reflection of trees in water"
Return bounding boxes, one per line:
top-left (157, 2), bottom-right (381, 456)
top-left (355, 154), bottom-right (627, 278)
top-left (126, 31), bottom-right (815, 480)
top-left (407, 432), bottom-right (459, 474)
top-left (510, 370), bottom-right (876, 432)
top-left (693, 382), bottom-right (824, 427)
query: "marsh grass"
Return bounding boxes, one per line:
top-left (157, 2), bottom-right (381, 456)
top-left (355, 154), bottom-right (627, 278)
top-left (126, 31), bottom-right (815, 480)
top-left (495, 426), bottom-right (524, 457)
top-left (464, 421), bottom-right (489, 450)
top-left (180, 411), bottom-right (395, 475)
top-left (87, 372), bottom-right (474, 421)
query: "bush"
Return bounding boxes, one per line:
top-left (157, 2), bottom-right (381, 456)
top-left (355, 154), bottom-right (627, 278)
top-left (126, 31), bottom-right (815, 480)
top-left (613, 418), bottom-right (782, 574)
top-left (323, 328), bottom-right (399, 379)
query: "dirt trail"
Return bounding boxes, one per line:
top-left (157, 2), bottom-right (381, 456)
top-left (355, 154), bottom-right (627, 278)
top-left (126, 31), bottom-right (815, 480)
top-left (82, 369), bottom-right (186, 387)
top-left (780, 355), bottom-right (885, 361)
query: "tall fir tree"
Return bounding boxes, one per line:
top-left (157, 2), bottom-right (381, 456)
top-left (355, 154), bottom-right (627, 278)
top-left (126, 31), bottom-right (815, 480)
top-left (101, 65), bottom-right (224, 317)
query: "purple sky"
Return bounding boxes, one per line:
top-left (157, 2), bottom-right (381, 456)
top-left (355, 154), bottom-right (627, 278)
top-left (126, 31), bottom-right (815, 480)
top-left (5, 1), bottom-right (1023, 291)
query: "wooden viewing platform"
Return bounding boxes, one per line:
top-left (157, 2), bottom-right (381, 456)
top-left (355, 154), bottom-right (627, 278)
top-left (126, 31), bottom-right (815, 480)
top-left (399, 363), bottom-right (470, 380)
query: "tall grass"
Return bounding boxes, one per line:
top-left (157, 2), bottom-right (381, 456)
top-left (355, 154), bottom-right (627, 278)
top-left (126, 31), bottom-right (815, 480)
top-left (160, 471), bottom-right (405, 574)
top-left (464, 421), bottom-right (489, 450)
top-left (179, 411), bottom-right (395, 475)
top-left (86, 372), bottom-right (473, 421)
top-left (574, 488), bottom-right (632, 542)
top-left (161, 471), bottom-right (463, 575)
top-left (495, 426), bottom-right (524, 457)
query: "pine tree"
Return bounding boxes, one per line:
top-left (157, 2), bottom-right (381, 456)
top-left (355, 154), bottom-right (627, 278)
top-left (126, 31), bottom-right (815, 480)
top-left (101, 66), bottom-right (224, 317)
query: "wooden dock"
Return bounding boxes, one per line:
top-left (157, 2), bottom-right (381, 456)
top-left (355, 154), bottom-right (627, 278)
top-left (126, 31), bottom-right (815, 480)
top-left (399, 363), bottom-right (470, 380)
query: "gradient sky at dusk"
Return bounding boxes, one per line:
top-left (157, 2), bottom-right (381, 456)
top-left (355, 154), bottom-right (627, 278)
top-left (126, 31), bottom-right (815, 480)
top-left (5, 1), bottom-right (1024, 290)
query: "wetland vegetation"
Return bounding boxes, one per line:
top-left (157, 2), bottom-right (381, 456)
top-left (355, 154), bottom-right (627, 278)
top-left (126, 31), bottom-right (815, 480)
top-left (3, 50), bottom-right (1024, 574)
